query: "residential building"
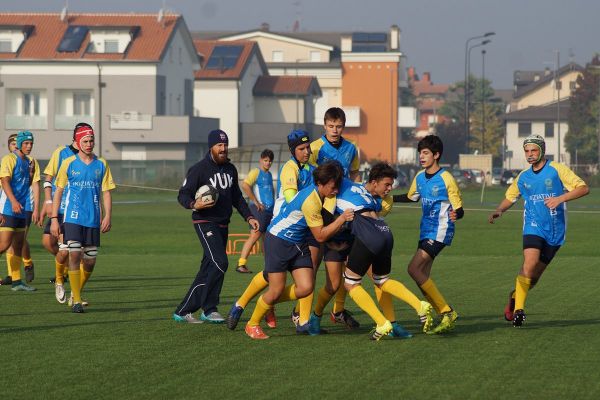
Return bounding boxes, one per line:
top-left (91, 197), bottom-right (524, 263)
top-left (408, 67), bottom-right (449, 137)
top-left (0, 12), bottom-right (217, 182)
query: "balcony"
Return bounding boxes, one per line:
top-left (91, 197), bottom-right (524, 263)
top-left (5, 115), bottom-right (47, 130)
top-left (109, 112), bottom-right (152, 130)
top-left (55, 115), bottom-right (94, 130)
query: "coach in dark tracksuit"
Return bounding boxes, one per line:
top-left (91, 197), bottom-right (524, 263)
top-left (173, 130), bottom-right (259, 324)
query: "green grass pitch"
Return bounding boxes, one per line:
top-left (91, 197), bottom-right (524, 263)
top-left (2, 187), bottom-right (600, 399)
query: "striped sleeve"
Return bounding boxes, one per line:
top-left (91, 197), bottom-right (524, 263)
top-left (550, 161), bottom-right (587, 192)
top-left (441, 171), bottom-right (463, 210)
top-left (407, 172), bottom-right (421, 201)
top-left (302, 191), bottom-right (325, 228)
top-left (505, 172), bottom-right (524, 203)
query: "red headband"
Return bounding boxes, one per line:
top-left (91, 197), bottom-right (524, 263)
top-left (74, 126), bottom-right (94, 148)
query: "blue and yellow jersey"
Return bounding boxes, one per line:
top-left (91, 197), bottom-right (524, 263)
top-left (376, 194), bottom-right (394, 218)
top-left (244, 167), bottom-right (275, 212)
top-left (335, 178), bottom-right (380, 214)
top-left (505, 161), bottom-right (586, 246)
top-left (0, 153), bottom-right (35, 218)
top-left (44, 145), bottom-right (78, 214)
top-left (268, 185), bottom-right (335, 244)
top-left (273, 158), bottom-right (315, 216)
top-left (55, 155), bottom-right (116, 228)
top-left (309, 136), bottom-right (360, 178)
top-left (407, 168), bottom-right (463, 245)
top-left (24, 158), bottom-right (40, 212)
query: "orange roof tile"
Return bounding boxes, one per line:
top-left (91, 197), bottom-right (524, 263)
top-left (193, 39), bottom-right (261, 80)
top-left (413, 82), bottom-right (449, 96)
top-left (253, 75), bottom-right (319, 96)
top-left (0, 13), bottom-right (181, 61)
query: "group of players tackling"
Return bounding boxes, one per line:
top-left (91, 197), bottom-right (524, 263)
top-left (0, 124), bottom-right (115, 314)
top-left (177, 106), bottom-right (588, 340)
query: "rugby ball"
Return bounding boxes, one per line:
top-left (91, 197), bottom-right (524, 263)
top-left (195, 184), bottom-right (219, 204)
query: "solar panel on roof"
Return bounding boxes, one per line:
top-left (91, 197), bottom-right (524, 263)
top-left (352, 32), bottom-right (369, 42)
top-left (352, 44), bottom-right (387, 53)
top-left (352, 32), bottom-right (387, 43)
top-left (57, 26), bottom-right (89, 52)
top-left (368, 33), bottom-right (387, 43)
top-left (205, 45), bottom-right (244, 70)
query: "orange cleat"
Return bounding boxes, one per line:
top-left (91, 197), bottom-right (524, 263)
top-left (265, 308), bottom-right (277, 329)
top-left (245, 324), bottom-right (269, 340)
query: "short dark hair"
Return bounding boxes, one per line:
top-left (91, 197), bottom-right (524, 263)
top-left (7, 134), bottom-right (17, 147)
top-left (368, 162), bottom-right (397, 182)
top-left (417, 135), bottom-right (443, 159)
top-left (74, 122), bottom-right (93, 141)
top-left (260, 149), bottom-right (274, 161)
top-left (324, 107), bottom-right (346, 125)
top-left (313, 160), bottom-right (343, 189)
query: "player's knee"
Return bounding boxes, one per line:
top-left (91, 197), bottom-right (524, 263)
top-left (343, 272), bottom-right (362, 287)
top-left (372, 274), bottom-right (389, 286)
top-left (67, 241), bottom-right (82, 253)
top-left (83, 246), bottom-right (98, 260)
top-left (294, 283), bottom-right (313, 299)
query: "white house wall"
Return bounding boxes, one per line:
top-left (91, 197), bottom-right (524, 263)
top-left (505, 120), bottom-right (570, 169)
top-left (239, 55), bottom-right (263, 124)
top-left (194, 80), bottom-right (239, 147)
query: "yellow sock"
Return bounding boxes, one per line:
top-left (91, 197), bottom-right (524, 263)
top-left (6, 253), bottom-right (14, 278)
top-left (381, 280), bottom-right (423, 314)
top-left (238, 257), bottom-right (247, 267)
top-left (237, 272), bottom-right (269, 308)
top-left (248, 296), bottom-right (272, 326)
top-left (314, 287), bottom-right (334, 317)
top-left (348, 285), bottom-right (386, 326)
top-left (55, 260), bottom-right (67, 285)
top-left (275, 284), bottom-right (298, 303)
top-left (80, 270), bottom-right (93, 291)
top-left (8, 253), bottom-right (22, 281)
top-left (298, 292), bottom-right (314, 325)
top-left (419, 278), bottom-right (451, 314)
top-left (23, 257), bottom-right (32, 267)
top-left (294, 301), bottom-right (300, 313)
top-left (514, 275), bottom-right (532, 311)
top-left (332, 284), bottom-right (348, 314)
top-left (375, 285), bottom-right (396, 322)
top-left (68, 270), bottom-right (82, 304)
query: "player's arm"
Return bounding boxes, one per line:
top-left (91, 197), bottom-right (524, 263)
top-left (50, 186), bottom-right (64, 238)
top-left (349, 148), bottom-right (361, 182)
top-left (178, 165), bottom-right (203, 210)
top-left (31, 159), bottom-right (41, 225)
top-left (544, 163), bottom-right (590, 209)
top-left (242, 169), bottom-right (262, 210)
top-left (280, 162), bottom-right (299, 202)
top-left (304, 196), bottom-right (354, 243)
top-left (42, 149), bottom-right (61, 218)
top-left (101, 190), bottom-right (112, 233)
top-left (393, 175), bottom-right (420, 203)
top-left (442, 171), bottom-right (464, 222)
top-left (0, 156), bottom-right (22, 214)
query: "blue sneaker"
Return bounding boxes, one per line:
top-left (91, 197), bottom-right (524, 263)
top-left (296, 322), bottom-right (309, 335)
top-left (200, 311), bottom-right (225, 324)
top-left (390, 322), bottom-right (413, 339)
top-left (308, 312), bottom-right (322, 336)
top-left (226, 304), bottom-right (244, 330)
top-left (173, 313), bottom-right (203, 324)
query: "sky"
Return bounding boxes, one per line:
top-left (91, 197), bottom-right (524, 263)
top-left (2, 0), bottom-right (600, 88)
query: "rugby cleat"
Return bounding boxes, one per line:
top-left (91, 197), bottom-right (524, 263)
top-left (72, 303), bottom-right (85, 313)
top-left (390, 322), bottom-right (413, 339)
top-left (308, 312), bottom-right (322, 336)
top-left (24, 263), bottom-right (34, 283)
top-left (1, 276), bottom-right (12, 286)
top-left (68, 293), bottom-right (89, 307)
top-left (55, 284), bottom-right (67, 304)
top-left (172, 313), bottom-right (203, 324)
top-left (290, 309), bottom-right (300, 327)
top-left (330, 310), bottom-right (360, 329)
top-left (11, 282), bottom-right (36, 292)
top-left (513, 309), bottom-right (526, 327)
top-left (296, 322), bottom-right (310, 335)
top-left (418, 301), bottom-right (434, 333)
top-left (428, 309), bottom-right (459, 335)
top-left (235, 265), bottom-right (252, 274)
top-left (200, 311), bottom-right (225, 324)
top-left (226, 304), bottom-right (244, 330)
top-left (245, 324), bottom-right (269, 340)
top-left (265, 308), bottom-right (277, 329)
top-left (504, 290), bottom-right (516, 321)
top-left (370, 320), bottom-right (393, 341)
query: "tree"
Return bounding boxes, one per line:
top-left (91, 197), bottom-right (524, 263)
top-left (566, 56), bottom-right (600, 165)
top-left (436, 121), bottom-right (467, 165)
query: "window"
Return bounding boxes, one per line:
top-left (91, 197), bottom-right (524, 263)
top-left (310, 51), bottom-right (321, 62)
top-left (73, 92), bottom-right (91, 115)
top-left (518, 122), bottom-right (531, 137)
top-left (0, 39), bottom-right (11, 52)
top-left (272, 50), bottom-right (283, 62)
top-left (22, 92), bottom-right (40, 116)
top-left (57, 26), bottom-right (89, 52)
top-left (545, 122), bottom-right (554, 137)
top-left (104, 40), bottom-right (119, 53)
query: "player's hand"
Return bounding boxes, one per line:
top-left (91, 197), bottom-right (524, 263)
top-left (193, 198), bottom-right (215, 210)
top-left (341, 208), bottom-right (354, 222)
top-left (50, 219), bottom-right (60, 238)
top-left (11, 202), bottom-right (23, 214)
top-left (544, 196), bottom-right (563, 210)
top-left (44, 201), bottom-right (53, 217)
top-left (488, 210), bottom-right (502, 224)
top-left (101, 216), bottom-right (112, 233)
top-left (256, 202), bottom-right (265, 212)
top-left (248, 217), bottom-right (259, 232)
top-left (326, 241), bottom-right (349, 251)
top-left (31, 209), bottom-right (40, 225)
top-left (449, 209), bottom-right (457, 222)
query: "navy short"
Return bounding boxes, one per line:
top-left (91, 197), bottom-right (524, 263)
top-left (323, 238), bottom-right (353, 262)
top-left (347, 236), bottom-right (391, 277)
top-left (63, 223), bottom-right (100, 247)
top-left (250, 204), bottom-right (273, 233)
top-left (418, 239), bottom-right (446, 259)
top-left (306, 230), bottom-right (320, 248)
top-left (43, 214), bottom-right (65, 235)
top-left (24, 211), bottom-right (33, 227)
top-left (523, 235), bottom-right (561, 265)
top-left (351, 214), bottom-right (393, 255)
top-left (0, 214), bottom-right (27, 230)
top-left (264, 232), bottom-right (312, 273)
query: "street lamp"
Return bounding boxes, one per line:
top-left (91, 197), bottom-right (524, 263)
top-left (467, 39), bottom-right (491, 152)
top-left (481, 49), bottom-right (486, 153)
top-left (464, 32), bottom-right (494, 152)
